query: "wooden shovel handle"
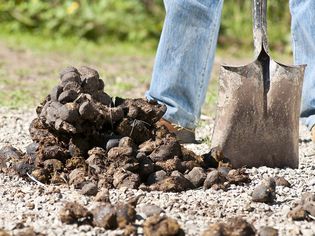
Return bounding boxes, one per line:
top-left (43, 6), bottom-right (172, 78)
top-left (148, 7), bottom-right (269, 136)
top-left (252, 0), bottom-right (269, 57)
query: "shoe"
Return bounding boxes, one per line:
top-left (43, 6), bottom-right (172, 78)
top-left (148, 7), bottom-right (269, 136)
top-left (158, 119), bottom-right (198, 144)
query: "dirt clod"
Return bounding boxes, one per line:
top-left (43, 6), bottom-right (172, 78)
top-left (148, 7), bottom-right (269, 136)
top-left (252, 178), bottom-right (276, 203)
top-left (30, 168), bottom-right (50, 184)
top-left (0, 145), bottom-right (23, 169)
top-left (202, 217), bottom-right (256, 236)
top-left (59, 202), bottom-right (93, 225)
top-left (116, 203), bottom-right (137, 229)
top-left (185, 167), bottom-right (206, 188)
top-left (138, 204), bottom-right (163, 218)
top-left (226, 168), bottom-right (250, 185)
top-left (143, 214), bottom-right (184, 236)
top-left (147, 170), bottom-right (167, 185)
top-left (91, 203), bottom-right (117, 229)
top-left (288, 192), bottom-right (315, 221)
top-left (149, 176), bottom-right (194, 192)
top-left (68, 168), bottom-right (86, 189)
top-left (94, 188), bottom-right (110, 202)
top-left (113, 169), bottom-right (140, 189)
top-left (274, 176), bottom-right (291, 187)
top-left (203, 170), bottom-right (227, 190)
top-left (288, 205), bottom-right (307, 221)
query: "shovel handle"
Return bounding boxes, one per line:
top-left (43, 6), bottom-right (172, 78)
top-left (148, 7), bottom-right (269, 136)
top-left (253, 0), bottom-right (269, 57)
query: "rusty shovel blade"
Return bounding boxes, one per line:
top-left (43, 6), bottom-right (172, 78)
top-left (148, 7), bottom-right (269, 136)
top-left (211, 0), bottom-right (306, 168)
top-left (211, 48), bottom-right (306, 168)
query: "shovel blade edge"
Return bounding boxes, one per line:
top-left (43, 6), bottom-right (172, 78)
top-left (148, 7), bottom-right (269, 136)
top-left (211, 60), bottom-right (305, 168)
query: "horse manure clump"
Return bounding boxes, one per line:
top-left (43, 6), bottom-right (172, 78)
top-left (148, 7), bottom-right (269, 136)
top-left (0, 66), bottom-right (250, 193)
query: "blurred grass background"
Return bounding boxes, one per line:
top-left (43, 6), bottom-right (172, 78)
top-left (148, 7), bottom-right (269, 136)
top-left (0, 0), bottom-right (292, 113)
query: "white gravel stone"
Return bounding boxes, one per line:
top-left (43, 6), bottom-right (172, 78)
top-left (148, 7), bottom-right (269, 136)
top-left (0, 107), bottom-right (315, 235)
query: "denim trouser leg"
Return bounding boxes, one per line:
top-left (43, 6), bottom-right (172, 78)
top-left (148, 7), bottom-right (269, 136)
top-left (290, 0), bottom-right (315, 130)
top-left (146, 0), bottom-right (223, 130)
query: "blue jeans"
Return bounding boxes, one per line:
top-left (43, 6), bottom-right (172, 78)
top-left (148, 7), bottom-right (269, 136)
top-left (146, 0), bottom-right (223, 130)
top-left (147, 0), bottom-right (315, 130)
top-left (290, 0), bottom-right (315, 130)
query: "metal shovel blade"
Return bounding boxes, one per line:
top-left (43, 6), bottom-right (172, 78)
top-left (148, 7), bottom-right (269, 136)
top-left (211, 0), bottom-right (306, 168)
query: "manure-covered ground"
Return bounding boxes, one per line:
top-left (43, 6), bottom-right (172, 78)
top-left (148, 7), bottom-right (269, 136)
top-left (0, 67), bottom-right (314, 236)
top-left (1, 111), bottom-right (315, 235)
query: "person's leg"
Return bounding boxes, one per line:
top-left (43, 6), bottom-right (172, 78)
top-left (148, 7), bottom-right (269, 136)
top-left (290, 0), bottom-right (315, 130)
top-left (146, 0), bottom-right (223, 130)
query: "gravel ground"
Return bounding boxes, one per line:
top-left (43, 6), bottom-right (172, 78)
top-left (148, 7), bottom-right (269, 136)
top-left (0, 107), bottom-right (314, 236)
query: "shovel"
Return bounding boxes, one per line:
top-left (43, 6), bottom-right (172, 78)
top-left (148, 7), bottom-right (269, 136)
top-left (211, 0), bottom-right (306, 168)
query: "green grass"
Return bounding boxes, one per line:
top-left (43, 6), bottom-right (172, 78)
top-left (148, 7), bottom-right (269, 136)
top-left (204, 79), bottom-right (219, 115)
top-left (0, 30), bottom-right (155, 108)
top-left (0, 30), bottom-right (154, 58)
top-left (0, 75), bottom-right (58, 108)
